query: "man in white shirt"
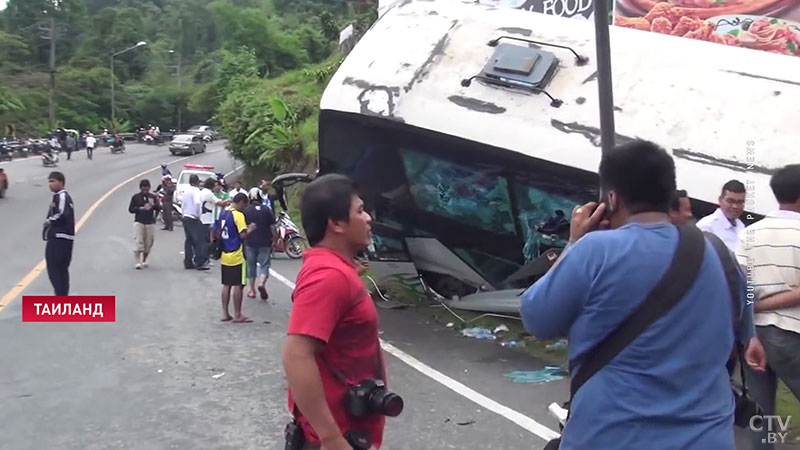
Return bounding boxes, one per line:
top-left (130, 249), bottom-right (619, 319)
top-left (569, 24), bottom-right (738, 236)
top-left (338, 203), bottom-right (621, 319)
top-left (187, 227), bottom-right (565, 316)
top-left (198, 177), bottom-right (230, 267)
top-left (181, 175), bottom-right (208, 270)
top-left (85, 133), bottom-right (96, 160)
top-left (735, 165), bottom-right (800, 450)
top-left (229, 180), bottom-right (248, 199)
top-left (696, 179), bottom-right (746, 252)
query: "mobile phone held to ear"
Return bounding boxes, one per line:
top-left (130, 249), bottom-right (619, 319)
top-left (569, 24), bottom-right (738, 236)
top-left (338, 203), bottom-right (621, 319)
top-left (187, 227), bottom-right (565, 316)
top-left (598, 192), bottom-right (613, 220)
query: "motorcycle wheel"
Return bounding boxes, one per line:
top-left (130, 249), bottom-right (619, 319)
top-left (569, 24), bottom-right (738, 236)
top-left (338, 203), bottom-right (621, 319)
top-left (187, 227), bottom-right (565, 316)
top-left (285, 237), bottom-right (307, 259)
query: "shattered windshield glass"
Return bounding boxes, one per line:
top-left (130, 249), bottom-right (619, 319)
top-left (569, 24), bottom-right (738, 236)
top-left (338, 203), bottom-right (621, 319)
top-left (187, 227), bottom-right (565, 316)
top-left (399, 147), bottom-right (517, 236)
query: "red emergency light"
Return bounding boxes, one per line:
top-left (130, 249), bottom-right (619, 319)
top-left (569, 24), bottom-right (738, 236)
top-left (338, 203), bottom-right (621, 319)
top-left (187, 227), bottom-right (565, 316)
top-left (184, 164), bottom-right (214, 170)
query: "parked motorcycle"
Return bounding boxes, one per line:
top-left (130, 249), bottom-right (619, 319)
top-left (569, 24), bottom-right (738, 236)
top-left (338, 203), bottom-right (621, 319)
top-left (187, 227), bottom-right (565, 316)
top-left (273, 211), bottom-right (307, 259)
top-left (42, 149), bottom-right (59, 167)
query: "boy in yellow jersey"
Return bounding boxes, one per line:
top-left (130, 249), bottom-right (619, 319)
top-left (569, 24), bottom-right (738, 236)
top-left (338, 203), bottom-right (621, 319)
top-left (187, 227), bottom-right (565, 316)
top-left (217, 193), bottom-right (256, 322)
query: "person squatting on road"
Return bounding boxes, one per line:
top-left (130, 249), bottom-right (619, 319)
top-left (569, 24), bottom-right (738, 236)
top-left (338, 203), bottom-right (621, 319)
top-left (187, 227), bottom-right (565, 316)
top-left (43, 171), bottom-right (75, 296)
top-left (243, 190), bottom-right (277, 300)
top-left (735, 164), bottom-right (800, 450)
top-left (521, 140), bottom-right (766, 450)
top-left (282, 174), bottom-right (402, 450)
top-left (217, 193), bottom-right (255, 323)
top-left (128, 179), bottom-right (160, 269)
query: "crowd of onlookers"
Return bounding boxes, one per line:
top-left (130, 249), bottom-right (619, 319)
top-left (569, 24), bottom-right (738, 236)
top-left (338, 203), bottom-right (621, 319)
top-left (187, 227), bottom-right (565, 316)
top-left (522, 140), bottom-right (799, 450)
top-left (129, 171), bottom-right (283, 323)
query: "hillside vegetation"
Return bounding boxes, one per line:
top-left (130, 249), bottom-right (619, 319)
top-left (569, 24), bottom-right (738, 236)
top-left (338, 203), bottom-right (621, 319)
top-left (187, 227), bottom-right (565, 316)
top-left (0, 0), bottom-right (377, 170)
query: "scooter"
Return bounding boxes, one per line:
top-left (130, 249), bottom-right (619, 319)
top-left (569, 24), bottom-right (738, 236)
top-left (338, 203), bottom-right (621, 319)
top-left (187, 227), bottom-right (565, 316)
top-left (156, 191), bottom-right (182, 226)
top-left (110, 141), bottom-right (126, 154)
top-left (0, 168), bottom-right (8, 198)
top-left (42, 149), bottom-right (59, 167)
top-left (273, 211), bottom-right (307, 259)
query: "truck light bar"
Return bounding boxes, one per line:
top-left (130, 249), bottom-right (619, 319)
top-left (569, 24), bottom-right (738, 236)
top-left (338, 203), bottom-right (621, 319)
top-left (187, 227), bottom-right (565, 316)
top-left (184, 164), bottom-right (214, 169)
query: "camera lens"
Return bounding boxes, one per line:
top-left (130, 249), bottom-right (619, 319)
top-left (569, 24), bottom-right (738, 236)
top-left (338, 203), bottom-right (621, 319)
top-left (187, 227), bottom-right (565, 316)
top-left (370, 390), bottom-right (404, 417)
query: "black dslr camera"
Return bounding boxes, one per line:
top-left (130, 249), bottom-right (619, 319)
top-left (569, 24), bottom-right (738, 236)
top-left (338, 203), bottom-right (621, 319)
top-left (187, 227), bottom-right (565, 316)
top-left (733, 384), bottom-right (764, 428)
top-left (345, 379), bottom-right (404, 418)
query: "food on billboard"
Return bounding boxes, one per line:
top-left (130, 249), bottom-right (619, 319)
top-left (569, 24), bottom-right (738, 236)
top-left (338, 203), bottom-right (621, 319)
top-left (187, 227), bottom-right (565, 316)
top-left (631, 0), bottom-right (785, 17)
top-left (616, 3), bottom-right (800, 56)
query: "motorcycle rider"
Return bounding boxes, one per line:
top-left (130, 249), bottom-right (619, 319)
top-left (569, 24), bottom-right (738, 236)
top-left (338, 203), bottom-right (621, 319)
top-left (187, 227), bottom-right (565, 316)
top-left (161, 163), bottom-right (172, 177)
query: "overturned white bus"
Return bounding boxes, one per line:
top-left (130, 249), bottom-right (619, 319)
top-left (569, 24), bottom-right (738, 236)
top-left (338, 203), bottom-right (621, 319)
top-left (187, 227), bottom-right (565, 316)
top-left (317, 0), bottom-right (800, 302)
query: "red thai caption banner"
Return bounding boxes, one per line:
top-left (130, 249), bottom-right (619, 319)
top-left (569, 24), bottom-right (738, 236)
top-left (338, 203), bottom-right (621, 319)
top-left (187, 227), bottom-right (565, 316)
top-left (21, 296), bottom-right (115, 322)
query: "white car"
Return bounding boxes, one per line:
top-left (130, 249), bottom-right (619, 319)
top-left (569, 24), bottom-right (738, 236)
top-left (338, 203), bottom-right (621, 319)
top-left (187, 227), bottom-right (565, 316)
top-left (175, 164), bottom-right (216, 205)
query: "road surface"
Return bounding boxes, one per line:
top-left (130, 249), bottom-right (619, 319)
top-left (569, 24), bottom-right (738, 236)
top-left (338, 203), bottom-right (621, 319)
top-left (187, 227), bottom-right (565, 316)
top-left (0, 143), bottom-right (793, 449)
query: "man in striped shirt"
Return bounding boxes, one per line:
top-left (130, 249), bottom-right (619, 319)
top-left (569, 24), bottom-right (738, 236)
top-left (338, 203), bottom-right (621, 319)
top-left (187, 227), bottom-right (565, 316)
top-left (736, 164), bottom-right (800, 450)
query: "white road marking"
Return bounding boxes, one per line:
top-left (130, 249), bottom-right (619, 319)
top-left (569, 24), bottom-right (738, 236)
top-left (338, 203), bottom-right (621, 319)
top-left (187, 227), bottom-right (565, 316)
top-left (268, 268), bottom-right (561, 442)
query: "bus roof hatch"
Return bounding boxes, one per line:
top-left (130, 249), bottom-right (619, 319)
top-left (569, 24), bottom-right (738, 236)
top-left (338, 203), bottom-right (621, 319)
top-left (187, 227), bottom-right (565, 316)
top-left (482, 43), bottom-right (558, 91)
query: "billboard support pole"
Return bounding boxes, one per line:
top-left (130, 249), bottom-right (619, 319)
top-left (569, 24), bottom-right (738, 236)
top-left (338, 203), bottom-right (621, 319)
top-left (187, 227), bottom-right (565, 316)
top-left (593, 0), bottom-right (616, 156)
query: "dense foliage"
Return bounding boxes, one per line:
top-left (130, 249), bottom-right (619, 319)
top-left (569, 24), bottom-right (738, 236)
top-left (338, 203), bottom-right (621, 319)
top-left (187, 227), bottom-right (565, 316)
top-left (0, 0), bottom-right (376, 170)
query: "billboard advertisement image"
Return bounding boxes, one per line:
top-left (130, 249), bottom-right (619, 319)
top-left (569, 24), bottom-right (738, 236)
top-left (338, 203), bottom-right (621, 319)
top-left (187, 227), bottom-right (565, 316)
top-left (615, 0), bottom-right (800, 57)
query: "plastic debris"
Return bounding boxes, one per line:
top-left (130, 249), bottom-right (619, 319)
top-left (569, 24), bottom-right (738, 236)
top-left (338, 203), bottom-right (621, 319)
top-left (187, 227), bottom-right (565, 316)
top-left (461, 327), bottom-right (495, 340)
top-left (546, 339), bottom-right (568, 351)
top-left (212, 372), bottom-right (226, 379)
top-left (157, 369), bottom-right (163, 373)
top-left (457, 419), bottom-right (476, 426)
top-left (446, 322), bottom-right (454, 328)
top-left (493, 324), bottom-right (509, 334)
top-left (501, 340), bottom-right (524, 348)
top-left (505, 366), bottom-right (567, 384)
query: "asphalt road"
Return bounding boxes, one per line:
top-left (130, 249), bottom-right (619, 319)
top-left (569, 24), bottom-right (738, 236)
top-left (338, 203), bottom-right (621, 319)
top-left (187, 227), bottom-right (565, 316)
top-left (0, 143), bottom-right (794, 449)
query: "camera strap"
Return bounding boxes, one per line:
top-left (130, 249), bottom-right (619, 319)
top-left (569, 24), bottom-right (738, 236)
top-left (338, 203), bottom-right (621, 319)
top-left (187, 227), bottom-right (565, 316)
top-left (565, 224), bottom-right (705, 419)
top-left (317, 336), bottom-right (385, 388)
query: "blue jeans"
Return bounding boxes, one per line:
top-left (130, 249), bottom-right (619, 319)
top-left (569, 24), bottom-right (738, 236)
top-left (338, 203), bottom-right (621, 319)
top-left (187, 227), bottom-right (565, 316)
top-left (245, 246), bottom-right (271, 280)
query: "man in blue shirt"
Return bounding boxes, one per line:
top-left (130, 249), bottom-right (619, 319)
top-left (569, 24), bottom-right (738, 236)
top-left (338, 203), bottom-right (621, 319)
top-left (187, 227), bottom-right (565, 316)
top-left (521, 140), bottom-right (766, 450)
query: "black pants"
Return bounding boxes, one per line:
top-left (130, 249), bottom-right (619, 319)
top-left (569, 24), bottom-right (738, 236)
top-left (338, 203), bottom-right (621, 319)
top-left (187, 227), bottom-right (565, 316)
top-left (87, 146), bottom-right (93, 160)
top-left (45, 238), bottom-right (73, 296)
top-left (163, 200), bottom-right (173, 230)
top-left (182, 217), bottom-right (207, 268)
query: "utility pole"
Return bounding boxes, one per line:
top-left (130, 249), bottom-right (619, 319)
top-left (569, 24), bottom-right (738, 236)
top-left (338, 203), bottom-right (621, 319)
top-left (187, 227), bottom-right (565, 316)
top-left (48, 17), bottom-right (56, 130)
top-left (176, 55), bottom-right (182, 132)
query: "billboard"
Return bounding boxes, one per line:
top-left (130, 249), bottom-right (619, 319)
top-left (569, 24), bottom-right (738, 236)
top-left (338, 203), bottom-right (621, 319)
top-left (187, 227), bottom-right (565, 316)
top-left (477, 0), bottom-right (604, 19)
top-left (614, 1), bottom-right (800, 57)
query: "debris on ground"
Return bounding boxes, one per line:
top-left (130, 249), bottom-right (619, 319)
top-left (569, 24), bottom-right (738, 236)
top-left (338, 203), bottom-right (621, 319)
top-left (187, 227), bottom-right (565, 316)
top-left (501, 340), bottom-right (523, 348)
top-left (461, 327), bottom-right (495, 340)
top-left (546, 339), bottom-right (568, 351)
top-left (446, 322), bottom-right (454, 328)
top-left (505, 366), bottom-right (568, 384)
top-left (211, 372), bottom-right (226, 380)
top-left (457, 419), bottom-right (476, 426)
top-left (493, 324), bottom-right (509, 334)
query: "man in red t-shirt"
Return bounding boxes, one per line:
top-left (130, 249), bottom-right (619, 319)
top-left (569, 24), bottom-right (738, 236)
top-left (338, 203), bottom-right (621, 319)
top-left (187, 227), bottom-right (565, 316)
top-left (283, 174), bottom-right (392, 450)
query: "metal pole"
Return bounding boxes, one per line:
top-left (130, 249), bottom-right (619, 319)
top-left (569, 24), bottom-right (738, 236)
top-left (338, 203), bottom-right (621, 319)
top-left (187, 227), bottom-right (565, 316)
top-left (110, 53), bottom-right (115, 128)
top-left (48, 17), bottom-right (56, 130)
top-left (177, 17), bottom-right (183, 132)
top-left (176, 55), bottom-right (182, 132)
top-left (593, 0), bottom-right (615, 155)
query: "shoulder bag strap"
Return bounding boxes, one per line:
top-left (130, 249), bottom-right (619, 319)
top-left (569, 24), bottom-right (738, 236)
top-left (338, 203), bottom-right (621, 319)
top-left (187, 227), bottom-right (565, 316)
top-left (703, 231), bottom-right (751, 397)
top-left (568, 224), bottom-right (705, 404)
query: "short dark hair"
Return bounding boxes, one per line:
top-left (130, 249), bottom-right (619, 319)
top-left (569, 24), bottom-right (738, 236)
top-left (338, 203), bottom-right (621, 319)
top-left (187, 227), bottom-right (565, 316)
top-left (721, 179), bottom-right (745, 195)
top-left (670, 189), bottom-right (687, 211)
top-left (139, 179), bottom-right (150, 189)
top-left (301, 174), bottom-right (359, 246)
top-left (770, 164), bottom-right (800, 204)
top-left (48, 171), bottom-right (65, 183)
top-left (598, 140), bottom-right (675, 214)
top-left (232, 193), bottom-right (249, 205)
top-left (203, 177), bottom-right (215, 189)
top-left (189, 174), bottom-right (200, 186)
